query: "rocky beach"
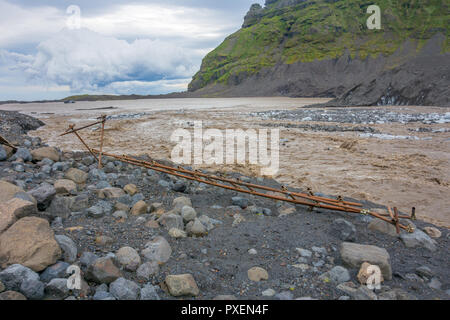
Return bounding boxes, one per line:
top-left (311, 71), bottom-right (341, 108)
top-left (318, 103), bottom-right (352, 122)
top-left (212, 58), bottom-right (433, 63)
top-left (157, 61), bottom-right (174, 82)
top-left (0, 108), bottom-right (449, 301)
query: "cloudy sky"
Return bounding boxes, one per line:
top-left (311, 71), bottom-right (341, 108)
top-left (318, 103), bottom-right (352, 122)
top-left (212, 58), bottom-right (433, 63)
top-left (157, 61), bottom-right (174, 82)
top-left (0, 0), bottom-right (264, 101)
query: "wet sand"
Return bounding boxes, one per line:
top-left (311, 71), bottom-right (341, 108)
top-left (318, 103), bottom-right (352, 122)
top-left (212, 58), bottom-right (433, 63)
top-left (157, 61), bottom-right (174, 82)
top-left (5, 98), bottom-right (449, 227)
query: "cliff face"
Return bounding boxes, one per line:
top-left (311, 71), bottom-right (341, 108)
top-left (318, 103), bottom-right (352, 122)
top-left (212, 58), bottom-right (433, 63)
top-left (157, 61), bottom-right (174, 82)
top-left (188, 0), bottom-right (449, 107)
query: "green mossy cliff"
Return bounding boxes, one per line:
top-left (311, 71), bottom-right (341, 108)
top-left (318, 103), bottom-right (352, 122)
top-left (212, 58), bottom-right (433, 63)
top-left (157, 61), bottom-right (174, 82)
top-left (188, 0), bottom-right (449, 106)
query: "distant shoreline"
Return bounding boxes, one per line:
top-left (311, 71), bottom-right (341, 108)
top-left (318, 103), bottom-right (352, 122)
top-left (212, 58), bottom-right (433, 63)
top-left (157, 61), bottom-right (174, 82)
top-left (0, 92), bottom-right (192, 105)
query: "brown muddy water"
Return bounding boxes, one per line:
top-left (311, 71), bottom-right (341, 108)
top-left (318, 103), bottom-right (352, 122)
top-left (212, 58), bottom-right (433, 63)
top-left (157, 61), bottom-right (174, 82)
top-left (3, 98), bottom-right (449, 227)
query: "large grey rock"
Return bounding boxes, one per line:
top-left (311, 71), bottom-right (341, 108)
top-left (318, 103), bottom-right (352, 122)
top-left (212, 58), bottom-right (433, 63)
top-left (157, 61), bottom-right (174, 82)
top-left (400, 229), bottom-right (438, 252)
top-left (136, 261), bottom-right (160, 281)
top-left (55, 235), bottom-right (77, 263)
top-left (80, 252), bottom-right (99, 269)
top-left (172, 197), bottom-right (192, 213)
top-left (0, 264), bottom-right (40, 291)
top-left (181, 206), bottom-right (197, 222)
top-left (198, 215), bottom-right (222, 231)
top-left (46, 196), bottom-right (73, 219)
top-left (86, 257), bottom-right (121, 284)
top-left (40, 261), bottom-right (70, 283)
top-left (45, 195), bottom-right (74, 219)
top-left (52, 162), bottom-right (68, 172)
top-left (11, 148), bottom-right (32, 162)
top-left (27, 183), bottom-right (56, 210)
top-left (165, 274), bottom-right (199, 297)
top-left (113, 211), bottom-right (128, 220)
top-left (82, 156), bottom-right (95, 166)
top-left (171, 181), bottom-right (187, 193)
top-left (109, 277), bottom-right (140, 300)
top-left (96, 181), bottom-right (112, 190)
top-left (130, 193), bottom-right (143, 205)
top-left (116, 247), bottom-right (141, 272)
top-left (140, 284), bottom-right (161, 300)
top-left (45, 278), bottom-right (70, 299)
top-left (319, 266), bottom-right (351, 284)
top-left (331, 219), bottom-right (356, 241)
top-left (70, 194), bottom-right (89, 212)
top-left (65, 168), bottom-right (88, 184)
top-left (141, 236), bottom-right (172, 264)
top-left (368, 219), bottom-right (398, 236)
top-left (157, 213), bottom-right (184, 230)
top-left (340, 242), bottom-right (392, 280)
top-left (87, 201), bottom-right (113, 218)
top-left (54, 179), bottom-right (77, 195)
top-left (186, 218), bottom-right (207, 237)
top-left (232, 197), bottom-right (249, 209)
top-left (99, 188), bottom-right (126, 199)
top-left (20, 278), bottom-right (45, 300)
top-left (31, 147), bottom-right (60, 162)
top-left (89, 168), bottom-right (107, 181)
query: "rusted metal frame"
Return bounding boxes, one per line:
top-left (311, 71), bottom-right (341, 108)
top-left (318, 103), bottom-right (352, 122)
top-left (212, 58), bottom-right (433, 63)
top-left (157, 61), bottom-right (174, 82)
top-left (63, 124), bottom-right (99, 162)
top-left (393, 207), bottom-right (401, 234)
top-left (59, 120), bottom-right (104, 137)
top-left (387, 206), bottom-right (395, 220)
top-left (57, 118), bottom-right (361, 208)
top-left (98, 115), bottom-right (106, 169)
top-left (307, 187), bottom-right (319, 211)
top-left (377, 213), bottom-right (411, 220)
top-left (73, 131), bottom-right (99, 162)
top-left (101, 151), bottom-right (412, 232)
top-left (108, 151), bottom-right (361, 209)
top-left (91, 149), bottom-right (411, 232)
top-left (99, 152), bottom-right (404, 221)
top-left (100, 150), bottom-right (351, 210)
top-left (411, 207), bottom-right (416, 220)
top-left (107, 154), bottom-right (351, 211)
top-left (96, 151), bottom-right (345, 211)
top-left (109, 152), bottom-right (369, 213)
top-left (138, 153), bottom-right (360, 207)
top-left (60, 119), bottom-right (412, 233)
top-left (0, 135), bottom-right (17, 151)
top-left (377, 212), bottom-right (411, 220)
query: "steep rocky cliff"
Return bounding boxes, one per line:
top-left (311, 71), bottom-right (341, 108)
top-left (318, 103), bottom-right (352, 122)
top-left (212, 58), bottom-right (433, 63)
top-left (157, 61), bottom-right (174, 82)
top-left (188, 0), bottom-right (449, 107)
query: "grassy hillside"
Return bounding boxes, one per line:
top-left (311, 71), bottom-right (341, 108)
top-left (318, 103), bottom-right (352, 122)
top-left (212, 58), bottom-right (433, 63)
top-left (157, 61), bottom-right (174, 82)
top-left (188, 0), bottom-right (449, 91)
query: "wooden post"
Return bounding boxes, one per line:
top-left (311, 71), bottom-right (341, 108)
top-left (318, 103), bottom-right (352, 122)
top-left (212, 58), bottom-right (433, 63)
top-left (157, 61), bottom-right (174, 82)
top-left (393, 207), bottom-right (400, 234)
